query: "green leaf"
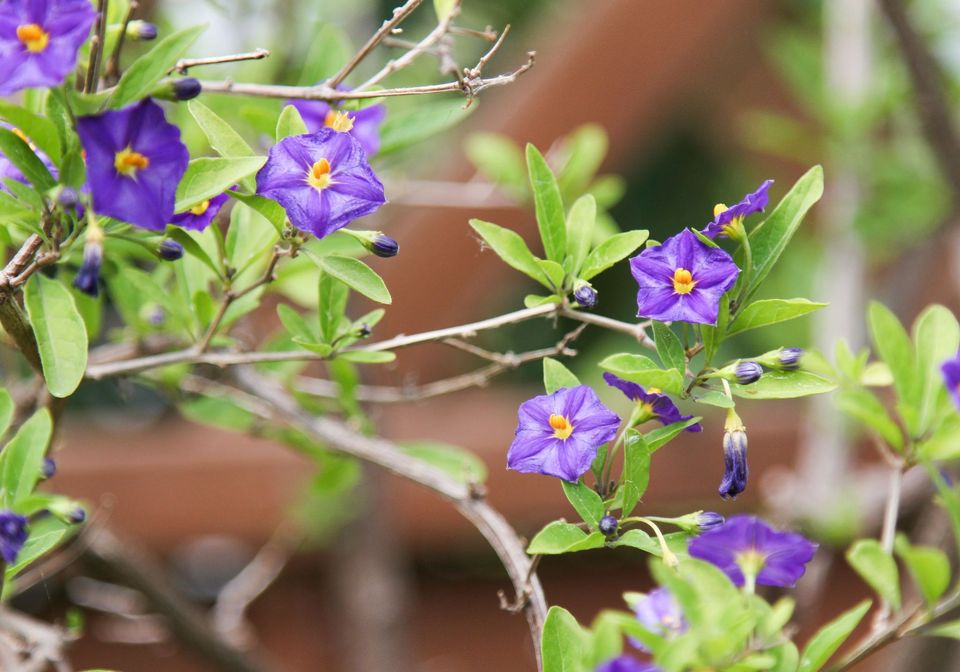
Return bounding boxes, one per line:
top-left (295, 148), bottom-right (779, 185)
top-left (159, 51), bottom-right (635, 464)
top-left (644, 417), bottom-right (701, 451)
top-left (917, 413), bottom-right (960, 461)
top-left (609, 529), bottom-right (658, 555)
top-left (188, 101), bottom-right (258, 190)
top-left (527, 521), bottom-right (605, 555)
top-left (175, 157), bottom-right (266, 213)
top-left (276, 104), bottom-right (308, 141)
top-left (318, 271), bottom-right (348, 343)
top-left (277, 304), bottom-right (318, 342)
top-left (565, 194), bottom-right (596, 275)
top-left (579, 230), bottom-right (649, 281)
top-left (727, 298), bottom-right (828, 336)
top-left (894, 534), bottom-right (950, 607)
top-left (469, 219), bottom-right (550, 287)
top-left (798, 600), bottom-right (871, 672)
top-left (464, 132), bottom-right (526, 198)
top-left (562, 480), bottom-right (604, 527)
top-left (229, 192), bottom-right (286, 233)
top-left (836, 389), bottom-right (903, 451)
top-left (543, 357), bottom-right (580, 394)
top-left (0, 390), bottom-right (13, 440)
top-left (925, 619), bottom-right (960, 640)
top-left (111, 25), bottom-right (205, 108)
top-left (3, 515), bottom-right (73, 587)
top-left (598, 353), bottom-right (684, 395)
top-left (298, 23), bottom-right (353, 84)
top-left (556, 124), bottom-right (608, 199)
top-left (746, 165), bottom-right (824, 300)
top-left (692, 389), bottom-right (736, 408)
top-left (24, 275), bottom-right (88, 398)
top-left (541, 606), bottom-right (588, 672)
top-left (730, 371), bottom-right (836, 400)
top-left (526, 144), bottom-right (566, 262)
top-left (0, 128), bottom-right (55, 190)
top-left (433, 0), bottom-right (458, 19)
top-left (0, 102), bottom-right (61, 163)
top-left (868, 302), bottom-right (919, 429)
top-left (378, 98), bottom-right (474, 156)
top-left (913, 304), bottom-right (960, 435)
top-left (846, 539), bottom-right (900, 610)
top-left (315, 255), bottom-right (392, 304)
top-left (652, 321), bottom-right (684, 372)
top-left (397, 441), bottom-right (487, 484)
top-left (620, 430), bottom-right (651, 515)
top-left (1, 409), bottom-right (52, 507)
top-left (337, 350), bottom-right (396, 364)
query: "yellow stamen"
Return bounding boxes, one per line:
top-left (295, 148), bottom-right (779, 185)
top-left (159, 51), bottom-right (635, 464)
top-left (16, 24), bottom-right (49, 53)
top-left (672, 268), bottom-right (696, 295)
top-left (11, 128), bottom-right (28, 144)
top-left (713, 203), bottom-right (728, 218)
top-left (190, 200), bottom-right (211, 216)
top-left (324, 110), bottom-right (355, 133)
top-left (114, 147), bottom-right (150, 177)
top-left (548, 414), bottom-right (574, 440)
top-left (306, 158), bottom-right (332, 190)
top-left (647, 387), bottom-right (662, 395)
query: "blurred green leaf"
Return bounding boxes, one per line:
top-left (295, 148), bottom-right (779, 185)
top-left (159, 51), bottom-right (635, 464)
top-left (111, 25), bottom-right (205, 108)
top-left (1, 409), bottom-right (51, 507)
top-left (175, 157), bottom-right (265, 213)
top-left (542, 606), bottom-right (588, 672)
top-left (379, 98), bottom-right (474, 155)
top-left (0, 128), bottom-right (55, 190)
top-left (0, 102), bottom-right (61, 163)
top-left (464, 132), bottom-right (526, 199)
top-left (912, 304), bottom-right (960, 435)
top-left (846, 539), bottom-right (900, 610)
top-left (727, 298), bottom-right (827, 337)
top-left (397, 441), bottom-right (487, 484)
top-left (798, 600), bottom-right (871, 672)
top-left (836, 389), bottom-right (902, 451)
top-left (276, 104), bottom-right (308, 141)
top-left (298, 23), bottom-right (353, 84)
top-left (565, 194), bottom-right (596, 275)
top-left (894, 534), bottom-right (950, 608)
top-left (868, 302), bottom-right (920, 433)
top-left (730, 371), bottom-right (836, 399)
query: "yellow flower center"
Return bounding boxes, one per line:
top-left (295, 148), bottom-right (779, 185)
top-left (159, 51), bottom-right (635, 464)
top-left (307, 158), bottom-right (332, 190)
top-left (672, 268), bottom-right (696, 295)
top-left (324, 110), bottom-right (355, 132)
top-left (16, 24), bottom-right (49, 53)
top-left (114, 147), bottom-right (150, 177)
top-left (548, 414), bottom-right (574, 440)
top-left (713, 203), bottom-right (728, 218)
top-left (190, 200), bottom-right (211, 216)
top-left (736, 548), bottom-right (767, 576)
top-left (647, 387), bottom-right (662, 394)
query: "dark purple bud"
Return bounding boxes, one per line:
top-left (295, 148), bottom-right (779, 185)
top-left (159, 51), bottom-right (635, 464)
top-left (573, 280), bottom-right (597, 309)
top-left (173, 78), bottom-right (202, 101)
top-left (158, 239), bottom-right (184, 261)
top-left (696, 511), bottom-right (724, 532)
top-left (719, 427), bottom-right (748, 500)
top-left (57, 187), bottom-right (80, 210)
top-left (357, 323), bottom-right (372, 337)
top-left (126, 20), bottom-right (158, 40)
top-left (68, 508), bottom-right (86, 524)
top-left (598, 515), bottom-right (618, 537)
top-left (42, 457), bottom-right (56, 480)
top-left (370, 234), bottom-right (399, 258)
top-left (779, 348), bottom-right (804, 370)
top-left (735, 361), bottom-right (763, 385)
top-left (73, 240), bottom-right (102, 297)
top-left (0, 511), bottom-right (28, 564)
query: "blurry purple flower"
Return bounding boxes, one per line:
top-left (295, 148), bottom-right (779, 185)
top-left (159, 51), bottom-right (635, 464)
top-left (0, 510), bottom-right (27, 564)
top-left (73, 234), bottom-right (102, 297)
top-left (290, 89), bottom-right (386, 156)
top-left (689, 515), bottom-right (817, 589)
top-left (170, 191), bottom-right (231, 231)
top-left (76, 99), bottom-right (189, 231)
top-left (0, 0), bottom-right (96, 95)
top-left (596, 656), bottom-right (660, 672)
top-left (702, 179), bottom-right (773, 239)
top-left (634, 587), bottom-right (686, 649)
top-left (629, 229), bottom-right (739, 325)
top-left (507, 385), bottom-right (620, 482)
top-left (158, 239), bottom-right (184, 261)
top-left (41, 456), bottom-right (56, 479)
top-left (942, 355), bottom-right (960, 409)
top-left (256, 128), bottom-right (385, 239)
top-left (603, 372), bottom-right (701, 432)
top-left (719, 410), bottom-right (748, 499)
top-left (696, 511), bottom-right (725, 532)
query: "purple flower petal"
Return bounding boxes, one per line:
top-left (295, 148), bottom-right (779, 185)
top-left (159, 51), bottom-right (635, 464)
top-left (702, 180), bottom-right (774, 239)
top-left (942, 355), bottom-right (960, 409)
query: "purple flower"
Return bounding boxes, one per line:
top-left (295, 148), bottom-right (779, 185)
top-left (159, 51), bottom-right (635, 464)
top-left (76, 99), bottom-right (190, 231)
top-left (596, 656), bottom-right (659, 672)
top-left (507, 385), bottom-right (620, 482)
top-left (943, 355), bottom-right (960, 409)
top-left (634, 588), bottom-right (686, 647)
top-left (689, 515), bottom-right (817, 589)
top-left (629, 229), bottom-right (739, 325)
top-left (170, 191), bottom-right (230, 231)
top-left (256, 129), bottom-right (385, 239)
top-left (0, 510), bottom-right (27, 564)
top-left (290, 90), bottom-right (386, 156)
top-left (0, 0), bottom-right (96, 95)
top-left (719, 420), bottom-right (748, 500)
top-left (702, 179), bottom-right (773, 239)
top-left (603, 372), bottom-right (702, 432)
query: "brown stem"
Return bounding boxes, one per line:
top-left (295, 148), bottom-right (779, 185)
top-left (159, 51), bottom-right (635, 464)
top-left (83, 0), bottom-right (110, 93)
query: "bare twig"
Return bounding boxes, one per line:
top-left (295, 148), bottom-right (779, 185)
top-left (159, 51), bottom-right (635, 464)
top-left (173, 49), bottom-right (271, 74)
top-left (327, 0), bottom-right (424, 89)
top-left (104, 0), bottom-right (138, 83)
top-left (83, 0), bottom-right (110, 93)
top-left (558, 307), bottom-right (656, 348)
top-left (0, 607), bottom-right (74, 672)
top-left (873, 465), bottom-right (905, 630)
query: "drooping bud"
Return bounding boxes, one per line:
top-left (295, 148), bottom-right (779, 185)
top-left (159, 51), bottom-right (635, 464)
top-left (598, 515), bottom-right (618, 538)
top-left (151, 78), bottom-right (202, 102)
top-left (573, 279), bottom-right (598, 309)
top-left (126, 20), bottom-right (158, 40)
top-left (41, 457), bottom-right (56, 480)
top-left (670, 510), bottom-right (726, 534)
top-left (68, 508), bottom-right (86, 524)
top-left (74, 226), bottom-right (103, 298)
top-left (342, 229), bottom-right (399, 258)
top-left (734, 361), bottom-right (763, 385)
top-left (158, 239), bottom-right (184, 261)
top-left (696, 511), bottom-right (725, 532)
top-left (719, 408), bottom-right (748, 499)
top-left (778, 348), bottom-right (804, 371)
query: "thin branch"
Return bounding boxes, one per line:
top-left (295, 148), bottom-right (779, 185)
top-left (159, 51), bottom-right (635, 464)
top-left (327, 0), bottom-right (424, 89)
top-left (83, 0), bottom-right (109, 93)
top-left (173, 49), bottom-right (271, 74)
top-left (558, 307), bottom-right (656, 348)
top-left (104, 0), bottom-right (138, 83)
top-left (873, 465), bottom-right (904, 630)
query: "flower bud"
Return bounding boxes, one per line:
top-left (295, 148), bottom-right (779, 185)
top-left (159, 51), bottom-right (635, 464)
top-left (343, 229), bottom-right (400, 258)
top-left (68, 507), bottom-right (86, 524)
top-left (573, 279), bottom-right (597, 309)
top-left (719, 409), bottom-right (748, 499)
top-left (42, 457), bottom-right (56, 480)
top-left (778, 347), bottom-right (804, 370)
top-left (73, 234), bottom-right (103, 298)
top-left (45, 499), bottom-right (86, 525)
top-left (126, 20), bottom-right (158, 40)
top-left (56, 187), bottom-right (80, 210)
top-left (357, 323), bottom-right (372, 338)
top-left (158, 239), bottom-right (184, 261)
top-left (151, 78), bottom-right (202, 102)
top-left (598, 515), bottom-right (618, 537)
top-left (735, 361), bottom-right (763, 385)
top-left (696, 511), bottom-right (724, 532)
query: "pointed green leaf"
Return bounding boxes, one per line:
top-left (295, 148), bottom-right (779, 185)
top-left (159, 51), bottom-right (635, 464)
top-left (276, 104), bottom-right (308, 141)
top-left (315, 254), bottom-right (391, 304)
top-left (580, 230), bottom-right (649, 281)
top-left (24, 275), bottom-right (88, 398)
top-left (652, 321), bottom-right (684, 372)
top-left (566, 194), bottom-right (596, 275)
top-left (1, 409), bottom-right (52, 507)
top-left (0, 102), bottom-right (61, 163)
top-left (397, 441), bottom-right (487, 484)
top-left (0, 128), bottom-right (55, 190)
top-left (730, 371), bottom-right (836, 399)
top-left (868, 302), bottom-right (919, 431)
top-left (111, 25), bottom-right (205, 108)
top-left (727, 298), bottom-right (828, 336)
top-left (562, 480), bottom-right (604, 528)
top-left (175, 157), bottom-right (266, 213)
top-left (620, 430), bottom-right (651, 515)
top-left (544, 357), bottom-right (580, 394)
top-left (526, 144), bottom-right (566, 262)
top-left (836, 389), bottom-right (903, 451)
top-left (798, 600), bottom-right (871, 672)
top-left (542, 606), bottom-right (588, 672)
top-left (470, 219), bottom-right (550, 286)
top-left (846, 539), bottom-right (900, 610)
top-left (527, 521), bottom-right (603, 555)
top-left (913, 304), bottom-right (960, 435)
top-left (894, 534), bottom-right (950, 607)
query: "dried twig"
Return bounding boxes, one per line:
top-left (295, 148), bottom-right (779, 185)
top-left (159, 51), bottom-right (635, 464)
top-left (173, 49), bottom-right (271, 74)
top-left (83, 0), bottom-right (110, 93)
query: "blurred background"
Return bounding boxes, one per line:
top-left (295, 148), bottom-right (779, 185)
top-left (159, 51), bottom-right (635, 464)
top-left (21, 0), bottom-right (960, 669)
